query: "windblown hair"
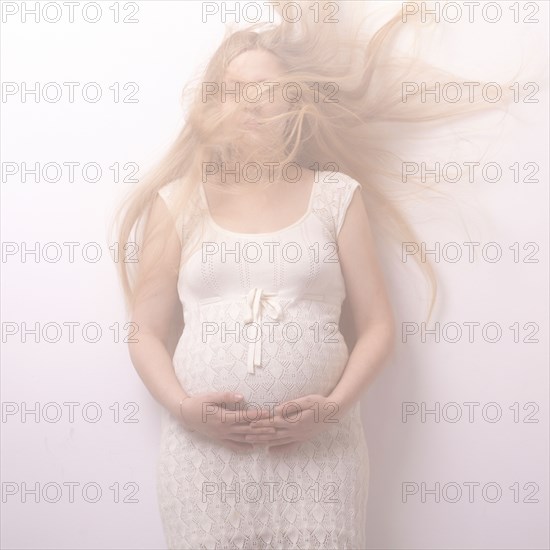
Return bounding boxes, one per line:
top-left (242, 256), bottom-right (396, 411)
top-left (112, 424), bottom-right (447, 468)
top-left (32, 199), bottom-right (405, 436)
top-left (110, 0), bottom-right (517, 326)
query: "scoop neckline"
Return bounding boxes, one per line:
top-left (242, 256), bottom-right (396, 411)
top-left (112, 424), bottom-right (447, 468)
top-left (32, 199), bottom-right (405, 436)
top-left (198, 171), bottom-right (320, 237)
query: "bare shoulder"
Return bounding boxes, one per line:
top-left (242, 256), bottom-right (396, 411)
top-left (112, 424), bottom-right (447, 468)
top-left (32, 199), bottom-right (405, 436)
top-left (299, 166), bottom-right (316, 189)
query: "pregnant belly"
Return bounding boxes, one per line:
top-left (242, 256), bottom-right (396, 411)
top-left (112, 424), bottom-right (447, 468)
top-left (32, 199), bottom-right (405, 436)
top-left (172, 323), bottom-right (350, 408)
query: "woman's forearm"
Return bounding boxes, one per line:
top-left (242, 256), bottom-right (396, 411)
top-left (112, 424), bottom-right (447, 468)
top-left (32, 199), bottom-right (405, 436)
top-left (128, 332), bottom-right (189, 419)
top-left (328, 322), bottom-right (395, 420)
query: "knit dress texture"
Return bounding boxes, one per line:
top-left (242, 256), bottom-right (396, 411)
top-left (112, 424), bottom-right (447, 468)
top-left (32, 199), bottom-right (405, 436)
top-left (155, 170), bottom-right (369, 549)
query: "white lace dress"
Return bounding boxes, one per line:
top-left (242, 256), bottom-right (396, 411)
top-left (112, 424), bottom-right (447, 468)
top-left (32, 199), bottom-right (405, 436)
top-left (156, 170), bottom-right (369, 549)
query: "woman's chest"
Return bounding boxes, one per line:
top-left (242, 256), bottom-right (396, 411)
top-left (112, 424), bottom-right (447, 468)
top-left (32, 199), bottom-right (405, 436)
top-left (177, 219), bottom-right (347, 305)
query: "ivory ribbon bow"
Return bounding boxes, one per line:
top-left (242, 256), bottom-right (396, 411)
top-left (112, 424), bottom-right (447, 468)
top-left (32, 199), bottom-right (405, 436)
top-left (243, 287), bottom-right (283, 374)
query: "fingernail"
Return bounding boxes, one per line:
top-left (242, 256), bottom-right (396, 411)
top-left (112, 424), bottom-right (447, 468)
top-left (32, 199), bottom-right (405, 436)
top-left (235, 394), bottom-right (244, 400)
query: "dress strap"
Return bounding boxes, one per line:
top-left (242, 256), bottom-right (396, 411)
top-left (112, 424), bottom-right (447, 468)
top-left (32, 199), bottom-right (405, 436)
top-left (311, 171), bottom-right (363, 239)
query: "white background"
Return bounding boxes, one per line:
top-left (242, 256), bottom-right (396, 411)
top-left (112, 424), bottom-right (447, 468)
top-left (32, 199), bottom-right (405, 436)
top-left (1, 1), bottom-right (548, 549)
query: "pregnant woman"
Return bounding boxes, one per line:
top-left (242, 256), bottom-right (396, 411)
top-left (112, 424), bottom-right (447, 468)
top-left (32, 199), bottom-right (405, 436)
top-left (151, 158), bottom-right (391, 549)
top-left (112, 2), bottom-right (495, 548)
top-left (147, 39), bottom-right (394, 544)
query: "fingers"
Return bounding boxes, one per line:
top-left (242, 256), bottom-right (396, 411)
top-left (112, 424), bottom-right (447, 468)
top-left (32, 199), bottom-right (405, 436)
top-left (243, 433), bottom-right (282, 443)
top-left (229, 425), bottom-right (277, 435)
top-left (221, 440), bottom-right (254, 453)
top-left (206, 391), bottom-right (245, 407)
top-left (243, 430), bottom-right (295, 443)
top-left (222, 431), bottom-right (270, 444)
top-left (254, 397), bottom-right (316, 420)
top-left (250, 420), bottom-right (286, 430)
top-left (224, 428), bottom-right (288, 443)
top-left (252, 406), bottom-right (318, 426)
top-left (266, 437), bottom-right (296, 448)
top-left (249, 417), bottom-right (295, 429)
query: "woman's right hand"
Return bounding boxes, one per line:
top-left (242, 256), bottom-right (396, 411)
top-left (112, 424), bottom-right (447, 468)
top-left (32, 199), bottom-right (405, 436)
top-left (178, 391), bottom-right (277, 452)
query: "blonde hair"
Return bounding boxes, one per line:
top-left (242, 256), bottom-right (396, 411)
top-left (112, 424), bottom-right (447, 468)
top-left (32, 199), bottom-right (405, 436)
top-left (110, 0), bottom-right (518, 323)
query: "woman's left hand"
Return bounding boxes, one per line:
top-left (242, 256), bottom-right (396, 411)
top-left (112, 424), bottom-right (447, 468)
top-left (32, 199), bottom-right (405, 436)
top-left (245, 394), bottom-right (342, 453)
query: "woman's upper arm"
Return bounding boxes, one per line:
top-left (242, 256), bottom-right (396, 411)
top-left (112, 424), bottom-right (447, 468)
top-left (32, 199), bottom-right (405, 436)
top-left (337, 187), bottom-right (394, 335)
top-left (131, 193), bottom-right (182, 347)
